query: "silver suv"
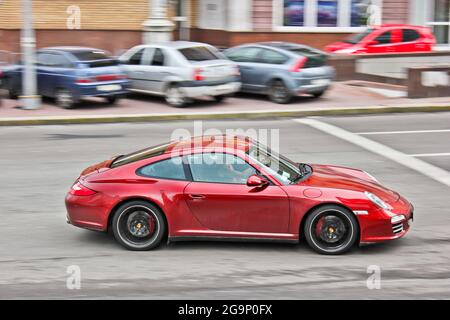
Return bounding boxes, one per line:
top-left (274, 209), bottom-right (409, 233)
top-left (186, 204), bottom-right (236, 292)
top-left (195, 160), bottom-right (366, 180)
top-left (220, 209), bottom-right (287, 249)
top-left (119, 42), bottom-right (241, 107)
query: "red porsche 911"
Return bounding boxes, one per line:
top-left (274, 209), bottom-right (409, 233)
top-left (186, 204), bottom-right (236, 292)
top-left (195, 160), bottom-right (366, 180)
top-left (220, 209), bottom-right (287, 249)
top-left (65, 135), bottom-right (413, 255)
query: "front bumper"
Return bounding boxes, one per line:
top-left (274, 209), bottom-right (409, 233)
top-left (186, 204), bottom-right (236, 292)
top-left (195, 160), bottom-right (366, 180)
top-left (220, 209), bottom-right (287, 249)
top-left (181, 81), bottom-right (241, 98)
top-left (358, 200), bottom-right (414, 244)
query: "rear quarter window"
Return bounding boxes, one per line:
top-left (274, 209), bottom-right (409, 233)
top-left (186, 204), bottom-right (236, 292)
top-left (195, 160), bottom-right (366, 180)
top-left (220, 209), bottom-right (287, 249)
top-left (137, 157), bottom-right (187, 181)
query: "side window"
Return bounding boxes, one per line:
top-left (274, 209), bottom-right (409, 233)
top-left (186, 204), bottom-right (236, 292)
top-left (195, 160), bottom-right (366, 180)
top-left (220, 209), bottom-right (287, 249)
top-left (259, 49), bottom-right (289, 65)
top-left (127, 48), bottom-right (145, 65)
top-left (138, 157), bottom-right (186, 181)
top-left (225, 47), bottom-right (262, 63)
top-left (187, 153), bottom-right (256, 184)
top-left (36, 53), bottom-right (51, 66)
top-left (49, 54), bottom-right (72, 68)
top-left (402, 29), bottom-right (420, 42)
top-left (150, 48), bottom-right (165, 66)
top-left (374, 31), bottom-right (392, 45)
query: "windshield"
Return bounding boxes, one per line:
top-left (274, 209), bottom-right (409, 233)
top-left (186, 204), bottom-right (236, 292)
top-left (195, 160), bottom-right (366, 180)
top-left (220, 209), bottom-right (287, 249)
top-left (344, 28), bottom-right (374, 44)
top-left (247, 143), bottom-right (304, 185)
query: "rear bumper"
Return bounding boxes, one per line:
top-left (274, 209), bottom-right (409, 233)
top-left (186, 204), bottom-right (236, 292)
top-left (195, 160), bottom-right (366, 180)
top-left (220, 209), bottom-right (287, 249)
top-left (74, 80), bottom-right (130, 99)
top-left (181, 81), bottom-right (241, 98)
top-left (65, 192), bottom-right (111, 231)
top-left (293, 78), bottom-right (332, 95)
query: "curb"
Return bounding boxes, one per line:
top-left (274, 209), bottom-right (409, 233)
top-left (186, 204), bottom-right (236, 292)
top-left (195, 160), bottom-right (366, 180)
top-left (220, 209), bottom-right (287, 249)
top-left (1, 104), bottom-right (450, 126)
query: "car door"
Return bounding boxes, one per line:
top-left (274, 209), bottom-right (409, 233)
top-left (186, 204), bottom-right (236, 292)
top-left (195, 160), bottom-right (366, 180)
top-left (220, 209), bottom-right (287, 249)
top-left (120, 47), bottom-right (150, 91)
top-left (183, 152), bottom-right (290, 234)
top-left (139, 47), bottom-right (173, 94)
top-left (366, 30), bottom-right (394, 54)
top-left (225, 47), bottom-right (265, 92)
top-left (400, 28), bottom-right (424, 52)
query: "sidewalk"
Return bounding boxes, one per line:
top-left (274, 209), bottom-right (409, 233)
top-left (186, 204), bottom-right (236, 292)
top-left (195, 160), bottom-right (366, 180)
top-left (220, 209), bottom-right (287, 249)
top-left (1, 83), bottom-right (449, 125)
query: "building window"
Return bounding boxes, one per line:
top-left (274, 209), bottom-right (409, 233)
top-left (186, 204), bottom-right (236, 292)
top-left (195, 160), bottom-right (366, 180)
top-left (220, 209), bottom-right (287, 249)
top-left (350, 0), bottom-right (370, 27)
top-left (278, 0), bottom-right (377, 31)
top-left (284, 0), bottom-right (305, 26)
top-left (317, 0), bottom-right (338, 27)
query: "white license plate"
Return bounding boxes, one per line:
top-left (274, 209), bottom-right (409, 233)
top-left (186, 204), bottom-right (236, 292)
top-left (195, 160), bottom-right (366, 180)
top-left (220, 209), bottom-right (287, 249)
top-left (311, 79), bottom-right (330, 86)
top-left (97, 84), bottom-right (121, 92)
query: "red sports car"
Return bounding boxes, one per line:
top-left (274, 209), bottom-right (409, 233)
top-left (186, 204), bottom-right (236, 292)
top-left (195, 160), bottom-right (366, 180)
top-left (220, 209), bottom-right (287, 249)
top-left (65, 135), bottom-right (413, 255)
top-left (325, 24), bottom-right (435, 54)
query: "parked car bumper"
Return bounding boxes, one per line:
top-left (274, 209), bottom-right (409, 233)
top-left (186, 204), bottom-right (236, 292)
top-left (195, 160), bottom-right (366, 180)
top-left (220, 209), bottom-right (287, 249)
top-left (295, 78), bottom-right (332, 95)
top-left (179, 78), bottom-right (241, 98)
top-left (74, 81), bottom-right (130, 99)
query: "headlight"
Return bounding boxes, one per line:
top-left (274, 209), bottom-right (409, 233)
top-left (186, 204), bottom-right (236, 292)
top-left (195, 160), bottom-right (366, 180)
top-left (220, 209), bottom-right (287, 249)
top-left (391, 215), bottom-right (406, 224)
top-left (364, 191), bottom-right (390, 210)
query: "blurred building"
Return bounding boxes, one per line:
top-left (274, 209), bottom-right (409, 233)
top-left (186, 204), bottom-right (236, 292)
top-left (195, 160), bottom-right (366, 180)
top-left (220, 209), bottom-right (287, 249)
top-left (0, 0), bottom-right (448, 54)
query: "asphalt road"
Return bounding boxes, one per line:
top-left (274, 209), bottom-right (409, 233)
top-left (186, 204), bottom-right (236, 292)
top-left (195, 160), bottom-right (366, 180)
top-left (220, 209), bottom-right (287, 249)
top-left (1, 112), bottom-right (450, 299)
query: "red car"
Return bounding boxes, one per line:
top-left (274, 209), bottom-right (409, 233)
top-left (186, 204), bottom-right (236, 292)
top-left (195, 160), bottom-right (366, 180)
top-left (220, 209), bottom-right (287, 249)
top-left (65, 135), bottom-right (413, 255)
top-left (325, 24), bottom-right (435, 54)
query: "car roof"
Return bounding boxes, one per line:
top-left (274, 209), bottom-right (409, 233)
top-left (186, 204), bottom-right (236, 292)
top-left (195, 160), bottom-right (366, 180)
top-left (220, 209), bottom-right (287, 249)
top-left (133, 41), bottom-right (214, 50)
top-left (40, 46), bottom-right (106, 53)
top-left (164, 135), bottom-right (252, 154)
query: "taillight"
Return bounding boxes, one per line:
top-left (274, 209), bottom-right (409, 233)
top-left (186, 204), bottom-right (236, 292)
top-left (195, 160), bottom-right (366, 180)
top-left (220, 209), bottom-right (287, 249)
top-left (289, 56), bottom-right (307, 72)
top-left (193, 68), bottom-right (204, 81)
top-left (69, 181), bottom-right (97, 196)
top-left (76, 78), bottom-right (93, 84)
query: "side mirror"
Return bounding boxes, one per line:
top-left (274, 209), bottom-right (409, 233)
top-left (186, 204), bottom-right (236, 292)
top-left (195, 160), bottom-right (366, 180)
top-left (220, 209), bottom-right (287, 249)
top-left (367, 40), bottom-right (379, 46)
top-left (246, 174), bottom-right (269, 187)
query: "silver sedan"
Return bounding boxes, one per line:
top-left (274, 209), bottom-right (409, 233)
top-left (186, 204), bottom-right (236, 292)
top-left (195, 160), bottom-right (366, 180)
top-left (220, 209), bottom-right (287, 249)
top-left (119, 41), bottom-right (241, 107)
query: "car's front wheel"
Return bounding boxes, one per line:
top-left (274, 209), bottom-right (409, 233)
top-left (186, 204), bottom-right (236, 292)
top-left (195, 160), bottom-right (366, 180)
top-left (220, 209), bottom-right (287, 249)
top-left (304, 205), bottom-right (358, 255)
top-left (112, 200), bottom-right (166, 251)
top-left (106, 96), bottom-right (119, 105)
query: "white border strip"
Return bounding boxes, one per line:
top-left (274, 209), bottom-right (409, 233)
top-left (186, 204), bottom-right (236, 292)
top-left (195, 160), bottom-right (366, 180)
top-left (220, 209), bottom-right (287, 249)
top-left (294, 118), bottom-right (450, 187)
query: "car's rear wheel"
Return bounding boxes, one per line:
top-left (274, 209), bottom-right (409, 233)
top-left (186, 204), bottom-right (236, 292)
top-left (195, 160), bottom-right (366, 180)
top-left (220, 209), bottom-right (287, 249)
top-left (304, 205), bottom-right (358, 255)
top-left (112, 200), bottom-right (166, 251)
top-left (312, 91), bottom-right (325, 98)
top-left (165, 84), bottom-right (187, 108)
top-left (55, 88), bottom-right (76, 109)
top-left (106, 96), bottom-right (119, 105)
top-left (268, 80), bottom-right (292, 104)
top-left (213, 95), bottom-right (226, 103)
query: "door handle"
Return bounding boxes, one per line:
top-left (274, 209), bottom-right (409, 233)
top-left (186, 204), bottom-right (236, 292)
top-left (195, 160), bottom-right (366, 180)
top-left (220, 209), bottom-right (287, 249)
top-left (188, 194), bottom-right (205, 200)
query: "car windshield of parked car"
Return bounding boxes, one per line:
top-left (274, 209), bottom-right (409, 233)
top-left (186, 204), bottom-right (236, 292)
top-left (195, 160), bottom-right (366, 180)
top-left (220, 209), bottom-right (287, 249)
top-left (247, 144), bottom-right (303, 185)
top-left (178, 46), bottom-right (221, 61)
top-left (344, 28), bottom-right (374, 44)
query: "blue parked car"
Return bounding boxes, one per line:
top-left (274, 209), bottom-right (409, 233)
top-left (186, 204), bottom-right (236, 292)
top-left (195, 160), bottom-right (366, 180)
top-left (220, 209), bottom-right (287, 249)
top-left (1, 47), bottom-right (129, 108)
top-left (223, 42), bottom-right (335, 104)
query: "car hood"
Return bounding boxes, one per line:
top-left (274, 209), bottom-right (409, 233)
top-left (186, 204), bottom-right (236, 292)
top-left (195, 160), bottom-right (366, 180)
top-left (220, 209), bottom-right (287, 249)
top-left (325, 42), bottom-right (354, 52)
top-left (304, 164), bottom-right (400, 204)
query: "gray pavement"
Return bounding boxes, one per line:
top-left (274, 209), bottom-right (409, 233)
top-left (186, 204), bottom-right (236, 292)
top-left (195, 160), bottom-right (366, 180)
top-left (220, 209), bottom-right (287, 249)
top-left (1, 113), bottom-right (450, 299)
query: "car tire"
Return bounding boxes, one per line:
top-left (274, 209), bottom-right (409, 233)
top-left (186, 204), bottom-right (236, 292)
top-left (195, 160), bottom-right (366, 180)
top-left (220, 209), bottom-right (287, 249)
top-left (112, 200), bottom-right (166, 251)
top-left (55, 88), bottom-right (76, 109)
top-left (165, 84), bottom-right (187, 108)
top-left (4, 78), bottom-right (19, 99)
top-left (304, 205), bottom-right (359, 255)
top-left (213, 95), bottom-right (226, 103)
top-left (268, 80), bottom-right (292, 104)
top-left (312, 91), bottom-right (325, 99)
top-left (106, 96), bottom-right (119, 105)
